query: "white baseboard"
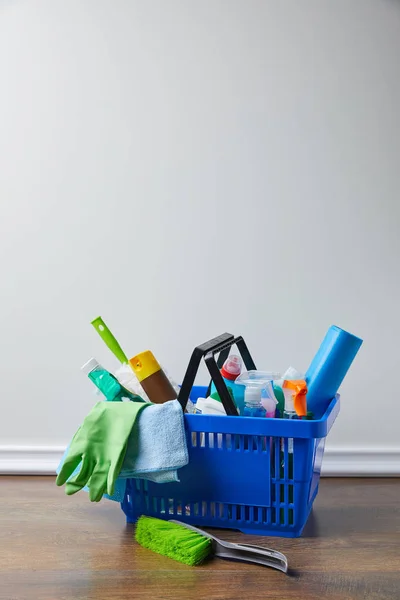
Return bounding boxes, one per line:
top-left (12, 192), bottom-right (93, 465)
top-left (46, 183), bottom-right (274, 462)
top-left (0, 445), bottom-right (399, 476)
top-left (0, 446), bottom-right (66, 475)
top-left (321, 448), bottom-right (400, 476)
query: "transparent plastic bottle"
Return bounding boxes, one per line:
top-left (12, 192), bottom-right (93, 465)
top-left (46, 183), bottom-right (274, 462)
top-left (82, 358), bottom-right (143, 402)
top-left (243, 386), bottom-right (267, 418)
top-left (235, 371), bottom-right (280, 418)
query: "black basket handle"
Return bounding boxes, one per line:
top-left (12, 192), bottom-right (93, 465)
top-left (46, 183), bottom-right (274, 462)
top-left (178, 333), bottom-right (257, 415)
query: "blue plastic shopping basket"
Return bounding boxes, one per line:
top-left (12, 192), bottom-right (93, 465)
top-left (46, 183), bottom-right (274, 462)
top-left (121, 334), bottom-right (340, 537)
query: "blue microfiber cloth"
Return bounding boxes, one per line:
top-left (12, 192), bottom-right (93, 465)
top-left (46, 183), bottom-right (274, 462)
top-left (118, 399), bottom-right (188, 480)
top-left (57, 399), bottom-right (188, 502)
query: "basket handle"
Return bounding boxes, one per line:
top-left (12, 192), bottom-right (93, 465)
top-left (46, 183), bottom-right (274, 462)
top-left (178, 333), bottom-right (257, 415)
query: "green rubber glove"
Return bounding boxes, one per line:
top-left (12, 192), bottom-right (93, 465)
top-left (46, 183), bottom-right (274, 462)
top-left (56, 401), bottom-right (147, 502)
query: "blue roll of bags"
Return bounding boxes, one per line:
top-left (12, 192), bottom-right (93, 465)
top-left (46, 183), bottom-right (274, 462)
top-left (306, 325), bottom-right (363, 417)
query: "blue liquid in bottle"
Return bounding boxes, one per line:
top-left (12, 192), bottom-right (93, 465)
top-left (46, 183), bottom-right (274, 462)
top-left (243, 404), bottom-right (266, 418)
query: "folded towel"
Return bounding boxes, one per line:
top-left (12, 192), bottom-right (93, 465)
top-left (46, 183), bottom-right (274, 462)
top-left (105, 400), bottom-right (189, 501)
top-left (119, 399), bottom-right (188, 481)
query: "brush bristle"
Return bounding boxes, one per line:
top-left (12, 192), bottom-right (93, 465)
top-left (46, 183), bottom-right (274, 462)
top-left (135, 516), bottom-right (212, 566)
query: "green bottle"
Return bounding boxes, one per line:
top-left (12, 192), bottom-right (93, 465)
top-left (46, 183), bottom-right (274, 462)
top-left (82, 358), bottom-right (144, 402)
top-left (273, 383), bottom-right (285, 417)
top-left (209, 386), bottom-right (235, 404)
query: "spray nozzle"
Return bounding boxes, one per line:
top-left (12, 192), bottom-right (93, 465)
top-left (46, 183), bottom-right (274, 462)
top-left (282, 379), bottom-right (308, 417)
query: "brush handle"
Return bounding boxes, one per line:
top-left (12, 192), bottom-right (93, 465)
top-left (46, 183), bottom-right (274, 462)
top-left (91, 317), bottom-right (128, 364)
top-left (213, 541), bottom-right (288, 573)
top-left (169, 520), bottom-right (288, 573)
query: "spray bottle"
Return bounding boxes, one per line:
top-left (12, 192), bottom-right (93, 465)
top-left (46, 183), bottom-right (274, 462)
top-left (280, 379), bottom-right (308, 517)
top-left (82, 358), bottom-right (144, 402)
top-left (273, 367), bottom-right (304, 417)
top-left (282, 379), bottom-right (308, 421)
top-left (281, 379), bottom-right (308, 456)
top-left (235, 371), bottom-right (280, 417)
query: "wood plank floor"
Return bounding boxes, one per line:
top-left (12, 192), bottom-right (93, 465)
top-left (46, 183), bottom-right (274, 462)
top-left (0, 477), bottom-right (399, 600)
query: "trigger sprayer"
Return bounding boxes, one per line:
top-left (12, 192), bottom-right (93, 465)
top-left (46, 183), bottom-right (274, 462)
top-left (282, 380), bottom-right (308, 418)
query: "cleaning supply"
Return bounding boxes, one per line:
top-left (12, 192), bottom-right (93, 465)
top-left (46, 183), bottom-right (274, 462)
top-left (220, 354), bottom-right (242, 380)
top-left (306, 325), bottom-right (363, 417)
top-left (209, 354), bottom-right (244, 413)
top-left (283, 366), bottom-right (305, 380)
top-left (194, 397), bottom-right (229, 448)
top-left (209, 385), bottom-right (235, 405)
top-left (129, 351), bottom-right (177, 404)
top-left (57, 399), bottom-right (188, 504)
top-left (56, 401), bottom-right (148, 501)
top-left (235, 371), bottom-right (280, 417)
top-left (280, 379), bottom-right (308, 522)
top-left (273, 367), bottom-right (304, 418)
top-left (90, 317), bottom-right (180, 401)
top-left (261, 387), bottom-right (278, 418)
top-left (282, 379), bottom-right (308, 419)
top-left (114, 362), bottom-right (151, 401)
top-left (114, 362), bottom-right (181, 403)
top-left (272, 384), bottom-right (285, 417)
top-left (281, 379), bottom-right (308, 461)
top-left (195, 397), bottom-right (227, 415)
top-left (135, 516), bottom-right (288, 572)
top-left (117, 399), bottom-right (189, 483)
top-left (91, 316), bottom-right (129, 364)
top-left (243, 389), bottom-right (266, 417)
top-left (56, 449), bottom-right (129, 503)
top-left (82, 358), bottom-right (143, 402)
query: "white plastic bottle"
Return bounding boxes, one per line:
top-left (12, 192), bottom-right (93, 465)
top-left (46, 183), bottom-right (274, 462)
top-left (194, 397), bottom-right (228, 447)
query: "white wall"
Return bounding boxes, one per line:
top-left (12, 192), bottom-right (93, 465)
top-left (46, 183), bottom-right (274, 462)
top-left (0, 0), bottom-right (399, 474)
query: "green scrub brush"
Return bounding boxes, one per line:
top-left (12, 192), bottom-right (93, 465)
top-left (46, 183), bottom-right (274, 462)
top-left (135, 516), bottom-right (288, 572)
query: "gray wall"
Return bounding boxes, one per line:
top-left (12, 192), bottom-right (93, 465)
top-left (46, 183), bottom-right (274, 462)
top-left (0, 1), bottom-right (399, 469)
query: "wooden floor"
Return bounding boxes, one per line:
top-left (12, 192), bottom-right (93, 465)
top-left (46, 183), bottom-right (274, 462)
top-left (0, 477), bottom-right (399, 600)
